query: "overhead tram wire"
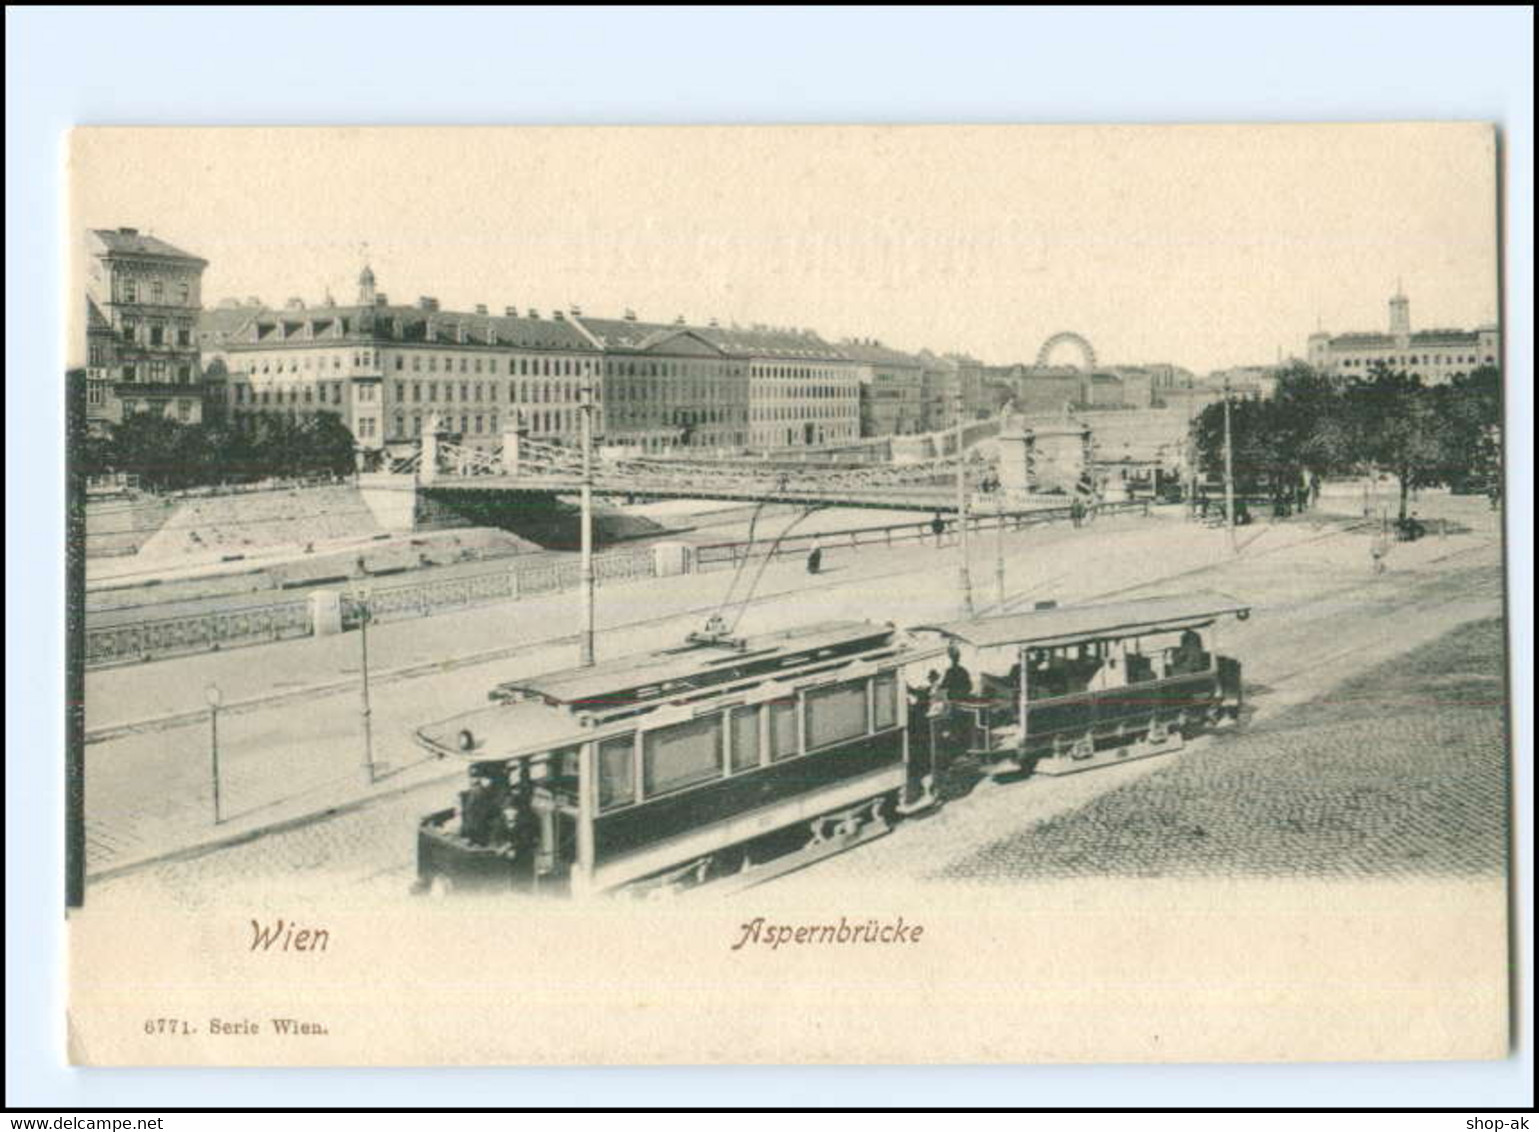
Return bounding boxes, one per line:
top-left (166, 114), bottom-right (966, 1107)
top-left (726, 504), bottom-right (824, 635)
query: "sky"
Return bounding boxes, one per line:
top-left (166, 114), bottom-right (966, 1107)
top-left (70, 123), bottom-right (1500, 373)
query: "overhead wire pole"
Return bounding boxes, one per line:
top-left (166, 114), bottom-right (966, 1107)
top-left (579, 379), bottom-right (596, 667)
top-left (955, 418), bottom-right (975, 616)
top-left (1223, 376), bottom-right (1237, 555)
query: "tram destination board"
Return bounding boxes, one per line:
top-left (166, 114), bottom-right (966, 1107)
top-left (60, 122), bottom-right (1515, 1068)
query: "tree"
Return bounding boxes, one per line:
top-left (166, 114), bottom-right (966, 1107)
top-left (1347, 366), bottom-right (1445, 521)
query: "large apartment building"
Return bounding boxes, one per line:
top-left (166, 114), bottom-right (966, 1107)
top-left (201, 269), bottom-right (604, 462)
top-left (690, 323), bottom-right (861, 449)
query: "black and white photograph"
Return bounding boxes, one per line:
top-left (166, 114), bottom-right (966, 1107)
top-left (50, 119), bottom-right (1519, 1070)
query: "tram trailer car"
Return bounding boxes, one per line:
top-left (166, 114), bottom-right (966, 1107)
top-left (912, 592), bottom-right (1249, 779)
top-left (414, 593), bottom-right (1249, 897)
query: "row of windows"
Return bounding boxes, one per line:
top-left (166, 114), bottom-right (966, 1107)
top-left (1337, 353), bottom-right (1495, 367)
top-left (119, 318), bottom-right (194, 348)
top-left (232, 383), bottom-right (344, 407)
top-left (393, 380), bottom-right (594, 406)
top-left (751, 365), bottom-right (855, 382)
top-left (116, 278), bottom-right (193, 305)
top-left (595, 672), bottom-right (900, 813)
top-left (397, 353), bottom-right (596, 378)
top-left (118, 362), bottom-right (195, 384)
top-left (752, 405), bottom-right (854, 421)
top-left (755, 384), bottom-right (856, 401)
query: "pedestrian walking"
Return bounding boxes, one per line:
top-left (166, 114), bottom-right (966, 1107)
top-left (931, 512), bottom-right (946, 546)
top-left (1370, 525), bottom-right (1390, 575)
top-left (806, 539), bottom-right (823, 576)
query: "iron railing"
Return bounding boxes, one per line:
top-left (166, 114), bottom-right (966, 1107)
top-left (84, 598), bottom-right (313, 667)
top-left (693, 499), bottom-right (1151, 571)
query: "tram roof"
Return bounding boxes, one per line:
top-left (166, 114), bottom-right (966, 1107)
top-left (918, 592), bottom-right (1250, 650)
top-left (492, 619), bottom-right (898, 708)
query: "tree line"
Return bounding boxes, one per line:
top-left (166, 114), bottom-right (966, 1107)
top-left (1191, 362), bottom-right (1503, 519)
top-left (77, 408), bottom-right (358, 492)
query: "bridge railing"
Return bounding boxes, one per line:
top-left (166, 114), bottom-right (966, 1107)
top-left (694, 498), bottom-right (1151, 571)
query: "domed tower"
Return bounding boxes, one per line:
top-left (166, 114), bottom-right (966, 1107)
top-left (357, 264), bottom-right (377, 307)
top-left (1389, 282), bottom-right (1411, 345)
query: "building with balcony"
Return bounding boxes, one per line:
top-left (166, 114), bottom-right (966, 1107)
top-left (84, 227), bottom-right (208, 428)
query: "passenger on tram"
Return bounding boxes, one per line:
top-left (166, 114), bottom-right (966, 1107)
top-left (460, 769), bottom-right (506, 848)
top-left (1171, 629), bottom-right (1209, 675)
top-left (940, 646), bottom-right (973, 702)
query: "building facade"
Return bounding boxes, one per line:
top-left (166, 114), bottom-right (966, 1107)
top-left (691, 324), bottom-right (861, 449)
top-left (570, 313), bottom-right (749, 453)
top-left (84, 228), bottom-right (208, 428)
top-left (202, 269), bottom-right (605, 461)
top-left (842, 339), bottom-right (925, 437)
top-left (1307, 289), bottom-right (1500, 385)
top-left (917, 350), bottom-right (961, 433)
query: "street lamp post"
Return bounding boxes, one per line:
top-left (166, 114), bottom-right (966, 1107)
top-left (579, 380), bottom-right (596, 668)
top-left (351, 584), bottom-right (377, 783)
top-left (204, 683), bottom-right (223, 825)
top-left (1222, 377), bottom-right (1237, 555)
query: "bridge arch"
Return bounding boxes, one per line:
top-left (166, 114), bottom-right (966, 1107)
top-left (1036, 331), bottom-right (1097, 371)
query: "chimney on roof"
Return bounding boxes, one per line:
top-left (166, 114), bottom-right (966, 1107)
top-left (674, 315), bottom-right (685, 326)
top-left (375, 293), bottom-right (388, 306)
top-left (475, 304), bottom-right (488, 315)
top-left (554, 310), bottom-right (565, 321)
top-left (285, 297), bottom-right (304, 310)
top-left (709, 318), bottom-right (719, 328)
top-left (418, 296), bottom-right (438, 312)
top-left (118, 227), bottom-right (138, 236)
top-left (528, 308), bottom-right (540, 320)
top-left (624, 309), bottom-right (637, 322)
top-left (246, 296), bottom-right (262, 307)
top-left (504, 306), bottom-right (517, 317)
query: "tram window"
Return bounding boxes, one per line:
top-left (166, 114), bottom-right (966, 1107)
top-left (768, 699), bottom-right (799, 762)
top-left (873, 671), bottom-right (899, 730)
top-left (543, 745), bottom-right (581, 803)
top-left (804, 679), bottom-right (869, 750)
top-left (643, 714), bottom-right (723, 798)
top-left (730, 706), bottom-right (760, 773)
top-left (597, 734), bottom-right (636, 812)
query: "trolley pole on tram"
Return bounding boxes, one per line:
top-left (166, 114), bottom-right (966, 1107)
top-left (1222, 376), bottom-right (1237, 555)
top-left (579, 380), bottom-right (596, 668)
top-left (204, 683), bottom-right (223, 824)
top-left (351, 584), bottom-right (377, 784)
top-left (955, 420), bottom-right (975, 616)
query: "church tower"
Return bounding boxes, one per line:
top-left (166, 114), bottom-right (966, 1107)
top-left (1389, 282), bottom-right (1411, 345)
top-left (357, 264), bottom-right (377, 307)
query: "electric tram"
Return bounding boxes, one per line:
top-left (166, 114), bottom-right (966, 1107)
top-left (412, 592), bottom-right (1250, 897)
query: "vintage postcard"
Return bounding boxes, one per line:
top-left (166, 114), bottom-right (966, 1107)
top-left (65, 123), bottom-right (1510, 1066)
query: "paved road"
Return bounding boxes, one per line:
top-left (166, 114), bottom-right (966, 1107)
top-left (82, 493), bottom-right (1504, 910)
